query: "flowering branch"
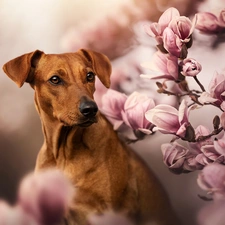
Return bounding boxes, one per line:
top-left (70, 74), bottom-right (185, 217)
top-left (100, 7), bottom-right (225, 179)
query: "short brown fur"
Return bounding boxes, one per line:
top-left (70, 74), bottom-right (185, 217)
top-left (3, 49), bottom-right (179, 225)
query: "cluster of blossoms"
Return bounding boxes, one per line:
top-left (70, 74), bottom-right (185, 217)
top-left (100, 9), bottom-right (225, 224)
top-left (100, 8), bottom-right (225, 214)
top-left (101, 90), bottom-right (155, 136)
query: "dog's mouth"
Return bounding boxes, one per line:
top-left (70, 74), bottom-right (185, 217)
top-left (77, 117), bottom-right (98, 127)
top-left (60, 116), bottom-right (98, 127)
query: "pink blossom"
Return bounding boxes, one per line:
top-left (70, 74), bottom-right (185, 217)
top-left (161, 142), bottom-right (189, 174)
top-left (188, 126), bottom-right (224, 164)
top-left (201, 145), bottom-right (224, 164)
top-left (161, 141), bottom-right (205, 173)
top-left (162, 27), bottom-right (183, 58)
top-left (183, 155), bottom-right (204, 172)
top-left (208, 72), bottom-right (225, 109)
top-left (161, 126), bottom-right (225, 174)
top-left (198, 92), bottom-right (218, 105)
top-left (188, 125), bottom-right (213, 152)
top-left (145, 7), bottom-right (196, 57)
top-left (18, 170), bottom-right (74, 225)
top-left (141, 51), bottom-right (179, 81)
top-left (214, 133), bottom-right (225, 156)
top-left (145, 99), bottom-right (189, 138)
top-left (220, 112), bottom-right (225, 130)
top-left (145, 7), bottom-right (180, 44)
top-left (197, 164), bottom-right (225, 200)
top-left (0, 169), bottom-right (73, 225)
top-left (219, 9), bottom-right (225, 27)
top-left (164, 15), bottom-right (196, 57)
top-left (0, 202), bottom-right (37, 225)
top-left (100, 89), bottom-right (127, 130)
top-left (196, 10), bottom-right (225, 34)
top-left (179, 58), bottom-right (202, 77)
top-left (122, 92), bottom-right (155, 134)
top-left (169, 15), bottom-right (195, 41)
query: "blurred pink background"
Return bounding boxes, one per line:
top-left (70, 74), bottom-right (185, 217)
top-left (1, 0), bottom-right (225, 224)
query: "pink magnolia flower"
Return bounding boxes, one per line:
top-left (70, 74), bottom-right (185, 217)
top-left (188, 125), bottom-right (213, 152)
top-left (162, 27), bottom-right (183, 58)
top-left (219, 9), bottom-right (225, 27)
top-left (161, 142), bottom-right (189, 174)
top-left (0, 169), bottom-right (74, 225)
top-left (141, 51), bottom-right (179, 81)
top-left (208, 71), bottom-right (225, 110)
top-left (198, 92), bottom-right (218, 105)
top-left (188, 126), bottom-right (224, 164)
top-left (145, 7), bottom-right (196, 57)
top-left (179, 58), bottom-right (202, 77)
top-left (122, 92), bottom-right (155, 134)
top-left (145, 99), bottom-right (190, 138)
top-left (0, 202), bottom-right (37, 225)
top-left (161, 141), bottom-right (205, 174)
top-left (196, 10), bottom-right (225, 34)
top-left (214, 133), bottom-right (225, 156)
top-left (145, 7), bottom-right (180, 44)
top-left (18, 169), bottom-right (74, 225)
top-left (197, 163), bottom-right (225, 200)
top-left (220, 112), bottom-right (225, 130)
top-left (100, 89), bottom-right (127, 130)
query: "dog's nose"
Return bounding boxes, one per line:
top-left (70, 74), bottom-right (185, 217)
top-left (79, 101), bottom-right (98, 118)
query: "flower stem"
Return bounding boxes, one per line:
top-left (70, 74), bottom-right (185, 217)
top-left (196, 127), bottom-right (223, 142)
top-left (193, 76), bottom-right (205, 92)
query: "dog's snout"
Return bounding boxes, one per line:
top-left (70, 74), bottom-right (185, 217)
top-left (79, 101), bottom-right (98, 118)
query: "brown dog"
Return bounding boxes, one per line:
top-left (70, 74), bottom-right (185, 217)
top-left (3, 49), bottom-right (179, 225)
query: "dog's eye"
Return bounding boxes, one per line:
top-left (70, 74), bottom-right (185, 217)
top-left (86, 72), bottom-right (95, 82)
top-left (49, 76), bottom-right (62, 85)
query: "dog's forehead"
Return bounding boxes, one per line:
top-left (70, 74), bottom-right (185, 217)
top-left (36, 52), bottom-right (92, 79)
top-left (42, 53), bottom-right (89, 67)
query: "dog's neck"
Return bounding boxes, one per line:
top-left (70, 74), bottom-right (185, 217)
top-left (35, 99), bottom-right (94, 160)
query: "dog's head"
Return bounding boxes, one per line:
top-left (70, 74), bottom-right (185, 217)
top-left (3, 49), bottom-right (112, 127)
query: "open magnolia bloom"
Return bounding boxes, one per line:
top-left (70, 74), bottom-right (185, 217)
top-left (145, 7), bottom-right (196, 58)
top-left (145, 99), bottom-right (190, 138)
top-left (121, 92), bottom-right (155, 134)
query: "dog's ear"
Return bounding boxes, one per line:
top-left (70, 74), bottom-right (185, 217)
top-left (2, 50), bottom-right (43, 88)
top-left (78, 49), bottom-right (112, 88)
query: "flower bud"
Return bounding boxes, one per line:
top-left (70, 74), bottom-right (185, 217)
top-left (180, 58), bottom-right (202, 77)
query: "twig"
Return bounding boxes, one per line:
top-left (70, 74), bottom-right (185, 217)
top-left (196, 127), bottom-right (223, 142)
top-left (193, 76), bottom-right (206, 92)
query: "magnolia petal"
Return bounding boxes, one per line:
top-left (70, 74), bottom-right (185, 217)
top-left (197, 164), bottom-right (225, 200)
top-left (178, 99), bottom-right (189, 124)
top-left (214, 136), bottom-right (225, 156)
top-left (159, 7), bottom-right (180, 31)
top-left (138, 128), bottom-right (152, 135)
top-left (144, 22), bottom-right (160, 37)
top-left (146, 108), bottom-right (179, 133)
top-left (163, 28), bottom-right (181, 57)
top-left (198, 92), bottom-right (217, 104)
